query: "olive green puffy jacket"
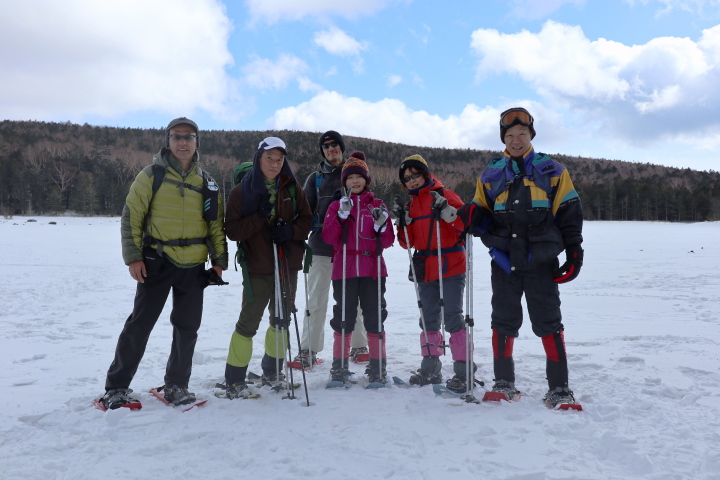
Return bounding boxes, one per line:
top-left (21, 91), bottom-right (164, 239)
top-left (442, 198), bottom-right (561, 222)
top-left (121, 149), bottom-right (228, 269)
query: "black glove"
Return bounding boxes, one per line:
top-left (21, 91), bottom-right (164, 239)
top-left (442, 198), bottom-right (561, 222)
top-left (554, 245), bottom-right (583, 284)
top-left (459, 203), bottom-right (489, 236)
top-left (203, 268), bottom-right (228, 287)
top-left (391, 195), bottom-right (411, 227)
top-left (256, 193), bottom-right (273, 220)
top-left (269, 222), bottom-right (294, 245)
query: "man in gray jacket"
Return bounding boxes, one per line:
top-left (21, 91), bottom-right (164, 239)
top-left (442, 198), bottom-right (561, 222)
top-left (292, 131), bottom-right (368, 368)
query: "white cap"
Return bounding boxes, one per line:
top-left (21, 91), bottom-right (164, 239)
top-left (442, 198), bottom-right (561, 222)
top-left (258, 137), bottom-right (287, 154)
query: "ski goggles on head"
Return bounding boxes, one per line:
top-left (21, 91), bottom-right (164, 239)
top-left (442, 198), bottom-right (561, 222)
top-left (500, 108), bottom-right (534, 128)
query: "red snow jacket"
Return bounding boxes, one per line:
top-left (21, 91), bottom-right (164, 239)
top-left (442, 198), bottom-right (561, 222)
top-left (397, 176), bottom-right (466, 282)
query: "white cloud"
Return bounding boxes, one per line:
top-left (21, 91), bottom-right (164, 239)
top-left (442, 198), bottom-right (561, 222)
top-left (387, 75), bottom-right (403, 87)
top-left (0, 0), bottom-right (239, 122)
top-left (267, 91), bottom-right (503, 148)
top-left (242, 54), bottom-right (311, 90)
top-left (314, 27), bottom-right (369, 56)
top-left (470, 21), bottom-right (720, 143)
top-left (245, 0), bottom-right (409, 24)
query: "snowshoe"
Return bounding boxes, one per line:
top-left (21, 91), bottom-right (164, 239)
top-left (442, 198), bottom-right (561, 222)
top-left (214, 382), bottom-right (260, 400)
top-left (350, 346), bottom-right (370, 363)
top-left (162, 385), bottom-right (196, 406)
top-left (445, 375), bottom-right (469, 394)
top-left (543, 387), bottom-right (583, 411)
top-left (97, 389), bottom-right (142, 411)
top-left (327, 368), bottom-right (353, 388)
top-left (248, 371), bottom-right (301, 391)
top-left (482, 380), bottom-right (520, 402)
top-left (288, 350), bottom-right (323, 370)
top-left (408, 370), bottom-right (443, 386)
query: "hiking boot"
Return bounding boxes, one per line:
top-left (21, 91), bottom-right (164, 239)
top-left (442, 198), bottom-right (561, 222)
top-left (330, 367), bottom-right (352, 383)
top-left (543, 387), bottom-right (576, 408)
top-left (350, 346), bottom-right (369, 362)
top-left (100, 389), bottom-right (140, 410)
top-left (293, 349), bottom-right (317, 368)
top-left (163, 385), bottom-right (196, 406)
top-left (491, 380), bottom-right (520, 401)
top-left (409, 370), bottom-right (443, 386)
top-left (225, 383), bottom-right (251, 400)
top-left (261, 371), bottom-right (287, 385)
top-left (367, 372), bottom-right (388, 384)
top-left (409, 356), bottom-right (442, 386)
top-left (445, 375), bottom-right (468, 394)
top-left (365, 358), bottom-right (387, 384)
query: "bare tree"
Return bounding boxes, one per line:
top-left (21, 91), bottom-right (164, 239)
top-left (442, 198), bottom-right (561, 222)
top-left (50, 160), bottom-right (77, 210)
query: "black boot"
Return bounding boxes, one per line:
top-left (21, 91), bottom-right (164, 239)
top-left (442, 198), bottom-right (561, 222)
top-left (409, 356), bottom-right (442, 385)
top-left (261, 353), bottom-right (285, 383)
top-left (330, 357), bottom-right (351, 382)
top-left (366, 358), bottom-right (387, 384)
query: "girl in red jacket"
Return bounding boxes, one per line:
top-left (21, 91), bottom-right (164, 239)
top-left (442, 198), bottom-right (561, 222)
top-left (393, 155), bottom-right (472, 392)
top-left (322, 152), bottom-right (395, 385)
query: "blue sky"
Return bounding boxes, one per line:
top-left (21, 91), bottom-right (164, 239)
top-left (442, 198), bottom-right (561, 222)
top-left (4, 0), bottom-right (720, 171)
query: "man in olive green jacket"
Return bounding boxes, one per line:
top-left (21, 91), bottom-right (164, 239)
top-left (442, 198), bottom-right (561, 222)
top-left (99, 117), bottom-right (228, 410)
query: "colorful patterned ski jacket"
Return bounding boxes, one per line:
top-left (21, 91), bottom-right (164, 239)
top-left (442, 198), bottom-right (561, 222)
top-left (322, 189), bottom-right (395, 281)
top-left (397, 176), bottom-right (467, 283)
top-left (472, 147), bottom-right (583, 271)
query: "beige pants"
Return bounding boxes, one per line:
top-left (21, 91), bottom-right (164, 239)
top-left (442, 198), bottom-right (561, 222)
top-left (300, 255), bottom-right (367, 353)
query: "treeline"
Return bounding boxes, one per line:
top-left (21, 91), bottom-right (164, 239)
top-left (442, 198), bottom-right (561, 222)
top-left (1, 120), bottom-right (719, 222)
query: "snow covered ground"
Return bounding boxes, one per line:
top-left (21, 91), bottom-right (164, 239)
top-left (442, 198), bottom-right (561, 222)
top-left (1, 217), bottom-right (719, 480)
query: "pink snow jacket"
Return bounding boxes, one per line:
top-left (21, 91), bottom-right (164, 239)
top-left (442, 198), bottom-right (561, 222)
top-left (322, 189), bottom-right (395, 281)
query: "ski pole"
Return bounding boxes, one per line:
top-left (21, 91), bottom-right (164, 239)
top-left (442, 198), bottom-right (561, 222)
top-left (272, 239), bottom-right (283, 391)
top-left (434, 202), bottom-right (448, 354)
top-left (376, 215), bottom-right (383, 380)
top-left (341, 188), bottom-right (349, 375)
top-left (280, 245), bottom-right (310, 404)
top-left (277, 243), bottom-right (296, 398)
top-left (464, 234), bottom-right (475, 400)
top-left (396, 194), bottom-right (433, 357)
top-left (303, 269), bottom-right (313, 372)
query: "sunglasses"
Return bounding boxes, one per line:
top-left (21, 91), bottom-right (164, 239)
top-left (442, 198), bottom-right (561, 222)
top-left (402, 172), bottom-right (423, 184)
top-left (500, 109), bottom-right (533, 128)
top-left (168, 134), bottom-right (197, 142)
top-left (321, 142), bottom-right (339, 150)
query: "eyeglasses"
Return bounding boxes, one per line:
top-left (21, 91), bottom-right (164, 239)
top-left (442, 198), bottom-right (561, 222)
top-left (321, 142), bottom-right (339, 150)
top-left (402, 172), bottom-right (423, 184)
top-left (500, 109), bottom-right (533, 128)
top-left (169, 134), bottom-right (197, 142)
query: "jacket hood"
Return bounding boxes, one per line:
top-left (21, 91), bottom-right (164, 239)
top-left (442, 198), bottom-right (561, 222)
top-left (241, 147), bottom-right (298, 217)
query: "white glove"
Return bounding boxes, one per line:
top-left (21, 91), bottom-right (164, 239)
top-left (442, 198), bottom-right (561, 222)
top-left (372, 206), bottom-right (389, 232)
top-left (430, 191), bottom-right (457, 223)
top-left (338, 188), bottom-right (353, 220)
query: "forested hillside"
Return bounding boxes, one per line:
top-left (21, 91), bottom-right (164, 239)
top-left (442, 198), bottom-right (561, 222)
top-left (1, 120), bottom-right (718, 221)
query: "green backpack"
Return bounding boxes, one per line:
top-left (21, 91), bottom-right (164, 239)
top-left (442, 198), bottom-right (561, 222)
top-left (231, 162), bottom-right (312, 302)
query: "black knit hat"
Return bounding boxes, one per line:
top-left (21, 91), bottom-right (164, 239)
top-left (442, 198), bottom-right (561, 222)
top-left (165, 117), bottom-right (200, 148)
top-left (318, 130), bottom-right (345, 157)
top-left (398, 154), bottom-right (430, 183)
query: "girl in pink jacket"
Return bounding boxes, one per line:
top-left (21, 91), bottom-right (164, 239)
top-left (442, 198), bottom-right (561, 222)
top-left (322, 152), bottom-right (395, 385)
